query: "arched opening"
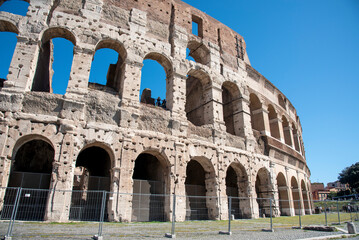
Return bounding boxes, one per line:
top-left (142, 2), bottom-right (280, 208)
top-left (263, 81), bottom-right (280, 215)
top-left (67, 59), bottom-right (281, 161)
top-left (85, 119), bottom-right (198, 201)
top-left (278, 95), bottom-right (286, 110)
top-left (131, 152), bottom-right (169, 222)
top-left (70, 146), bottom-right (111, 221)
top-left (226, 162), bottom-right (250, 219)
top-left (186, 40), bottom-right (210, 65)
top-left (268, 105), bottom-right (280, 140)
top-left (140, 53), bottom-right (172, 109)
top-left (255, 167), bottom-right (271, 217)
top-left (291, 177), bottom-right (301, 215)
top-left (32, 28), bottom-right (75, 94)
top-left (89, 40), bottom-right (126, 93)
top-left (185, 69), bottom-right (210, 126)
top-left (0, 20), bottom-right (18, 88)
top-left (249, 93), bottom-right (264, 134)
top-left (292, 124), bottom-right (300, 152)
top-left (301, 180), bottom-right (310, 214)
top-left (4, 139), bottom-right (54, 220)
top-left (276, 172), bottom-right (290, 216)
top-left (282, 116), bottom-right (292, 146)
top-left (0, 0), bottom-right (29, 16)
top-left (185, 158), bottom-right (217, 220)
top-left (222, 81), bottom-right (240, 136)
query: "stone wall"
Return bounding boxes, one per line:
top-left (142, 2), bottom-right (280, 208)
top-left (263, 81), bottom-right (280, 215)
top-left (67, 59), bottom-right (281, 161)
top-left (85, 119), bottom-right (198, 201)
top-left (0, 0), bottom-right (312, 222)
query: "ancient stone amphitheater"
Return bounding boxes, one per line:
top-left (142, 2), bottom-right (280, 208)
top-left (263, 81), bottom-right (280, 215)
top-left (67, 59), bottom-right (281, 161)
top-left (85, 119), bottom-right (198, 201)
top-left (0, 0), bottom-right (313, 222)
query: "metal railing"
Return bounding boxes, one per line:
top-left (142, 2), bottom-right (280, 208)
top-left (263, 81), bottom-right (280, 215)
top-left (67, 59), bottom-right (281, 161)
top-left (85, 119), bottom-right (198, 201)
top-left (0, 187), bottom-right (358, 239)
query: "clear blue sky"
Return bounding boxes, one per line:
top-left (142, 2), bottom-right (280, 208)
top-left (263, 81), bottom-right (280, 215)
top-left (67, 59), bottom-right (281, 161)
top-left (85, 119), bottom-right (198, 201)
top-left (1, 0), bottom-right (358, 185)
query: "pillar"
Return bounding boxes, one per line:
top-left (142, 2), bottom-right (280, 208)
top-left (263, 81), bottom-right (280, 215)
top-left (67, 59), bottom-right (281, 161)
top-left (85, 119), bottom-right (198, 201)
top-left (65, 46), bottom-right (94, 99)
top-left (285, 167), bottom-right (295, 216)
top-left (2, 36), bottom-right (39, 93)
top-left (45, 133), bottom-right (76, 222)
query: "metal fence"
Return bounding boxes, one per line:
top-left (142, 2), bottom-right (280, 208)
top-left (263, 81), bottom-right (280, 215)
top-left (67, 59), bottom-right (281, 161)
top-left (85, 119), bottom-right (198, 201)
top-left (0, 187), bottom-right (358, 239)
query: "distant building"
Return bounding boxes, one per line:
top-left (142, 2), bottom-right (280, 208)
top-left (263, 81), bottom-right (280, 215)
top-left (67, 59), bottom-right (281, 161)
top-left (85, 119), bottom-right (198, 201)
top-left (311, 182), bottom-right (330, 201)
top-left (326, 181), bottom-right (349, 193)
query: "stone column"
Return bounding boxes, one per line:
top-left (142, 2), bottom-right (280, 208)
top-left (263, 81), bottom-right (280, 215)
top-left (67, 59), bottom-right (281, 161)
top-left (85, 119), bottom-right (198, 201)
top-left (175, 147), bottom-right (189, 221)
top-left (116, 138), bottom-right (136, 222)
top-left (119, 59), bottom-right (143, 109)
top-left (217, 150), bottom-right (229, 220)
top-left (202, 83), bottom-right (224, 127)
top-left (296, 171), bottom-right (305, 216)
top-left (269, 162), bottom-right (280, 217)
top-left (234, 95), bottom-right (256, 151)
top-left (2, 36), bottom-right (39, 93)
top-left (168, 72), bottom-right (187, 119)
top-left (285, 167), bottom-right (295, 216)
top-left (108, 167), bottom-right (121, 221)
top-left (45, 133), bottom-right (75, 222)
top-left (65, 47), bottom-right (94, 99)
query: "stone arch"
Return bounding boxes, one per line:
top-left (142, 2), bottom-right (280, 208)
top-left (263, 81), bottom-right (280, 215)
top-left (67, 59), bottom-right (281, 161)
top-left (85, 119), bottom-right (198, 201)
top-left (185, 156), bottom-right (218, 220)
top-left (186, 40), bottom-right (210, 65)
top-left (32, 27), bottom-right (76, 93)
top-left (0, 0), bottom-right (29, 16)
top-left (301, 179), bottom-right (310, 214)
top-left (185, 68), bottom-right (211, 126)
top-left (249, 93), bottom-right (265, 134)
top-left (291, 176), bottom-right (301, 215)
top-left (89, 39), bottom-right (127, 92)
top-left (11, 134), bottom-right (55, 160)
top-left (4, 135), bottom-right (55, 220)
top-left (69, 143), bottom-right (114, 221)
top-left (222, 81), bottom-right (241, 136)
top-left (276, 172), bottom-right (290, 216)
top-left (282, 116), bottom-right (292, 146)
top-left (131, 149), bottom-right (171, 222)
top-left (140, 52), bottom-right (173, 110)
top-left (0, 19), bottom-right (19, 87)
top-left (226, 162), bottom-right (250, 218)
top-left (0, 20), bottom-right (19, 34)
top-left (255, 167), bottom-right (271, 217)
top-left (268, 104), bottom-right (280, 140)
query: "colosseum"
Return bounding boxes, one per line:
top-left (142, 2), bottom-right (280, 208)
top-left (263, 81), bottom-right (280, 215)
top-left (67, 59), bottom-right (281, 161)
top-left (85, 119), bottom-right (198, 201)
top-left (0, 0), bottom-right (313, 222)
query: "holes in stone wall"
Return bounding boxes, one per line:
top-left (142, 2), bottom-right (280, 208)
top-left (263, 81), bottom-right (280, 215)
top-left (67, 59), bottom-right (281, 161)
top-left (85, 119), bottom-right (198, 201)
top-left (191, 15), bottom-right (203, 38)
top-left (282, 116), bottom-right (292, 146)
top-left (291, 177), bottom-right (301, 215)
top-left (89, 48), bottom-right (119, 92)
top-left (32, 28), bottom-right (75, 94)
top-left (0, 0), bottom-right (29, 16)
top-left (249, 93), bottom-right (264, 133)
top-left (186, 40), bottom-right (210, 65)
top-left (186, 74), bottom-right (204, 126)
top-left (268, 104), bottom-right (280, 140)
top-left (222, 81), bottom-right (240, 136)
top-left (276, 172), bottom-right (290, 216)
top-left (255, 167), bottom-right (271, 217)
top-left (0, 31), bottom-right (17, 87)
top-left (132, 152), bottom-right (168, 222)
top-left (140, 53), bottom-right (172, 110)
top-left (140, 59), bottom-right (167, 108)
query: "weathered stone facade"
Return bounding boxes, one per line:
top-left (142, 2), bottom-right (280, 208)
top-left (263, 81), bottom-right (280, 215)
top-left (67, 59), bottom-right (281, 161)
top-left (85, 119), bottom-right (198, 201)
top-left (0, 0), bottom-right (313, 222)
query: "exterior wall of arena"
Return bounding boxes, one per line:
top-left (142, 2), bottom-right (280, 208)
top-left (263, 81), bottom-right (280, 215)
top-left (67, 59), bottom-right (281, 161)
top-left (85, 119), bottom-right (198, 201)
top-left (0, 0), bottom-right (313, 222)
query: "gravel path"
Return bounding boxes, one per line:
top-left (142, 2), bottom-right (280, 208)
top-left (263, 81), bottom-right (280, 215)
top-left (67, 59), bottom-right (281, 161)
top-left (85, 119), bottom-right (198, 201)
top-left (1, 220), bottom-right (358, 239)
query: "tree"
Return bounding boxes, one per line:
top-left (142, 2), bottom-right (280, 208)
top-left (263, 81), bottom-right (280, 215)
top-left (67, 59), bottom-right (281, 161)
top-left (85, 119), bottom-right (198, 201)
top-left (338, 162), bottom-right (359, 193)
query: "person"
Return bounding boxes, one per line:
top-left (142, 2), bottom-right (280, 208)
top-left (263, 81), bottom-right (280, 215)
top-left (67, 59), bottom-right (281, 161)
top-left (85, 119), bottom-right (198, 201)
top-left (156, 97), bottom-right (161, 106)
top-left (162, 99), bottom-right (166, 109)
